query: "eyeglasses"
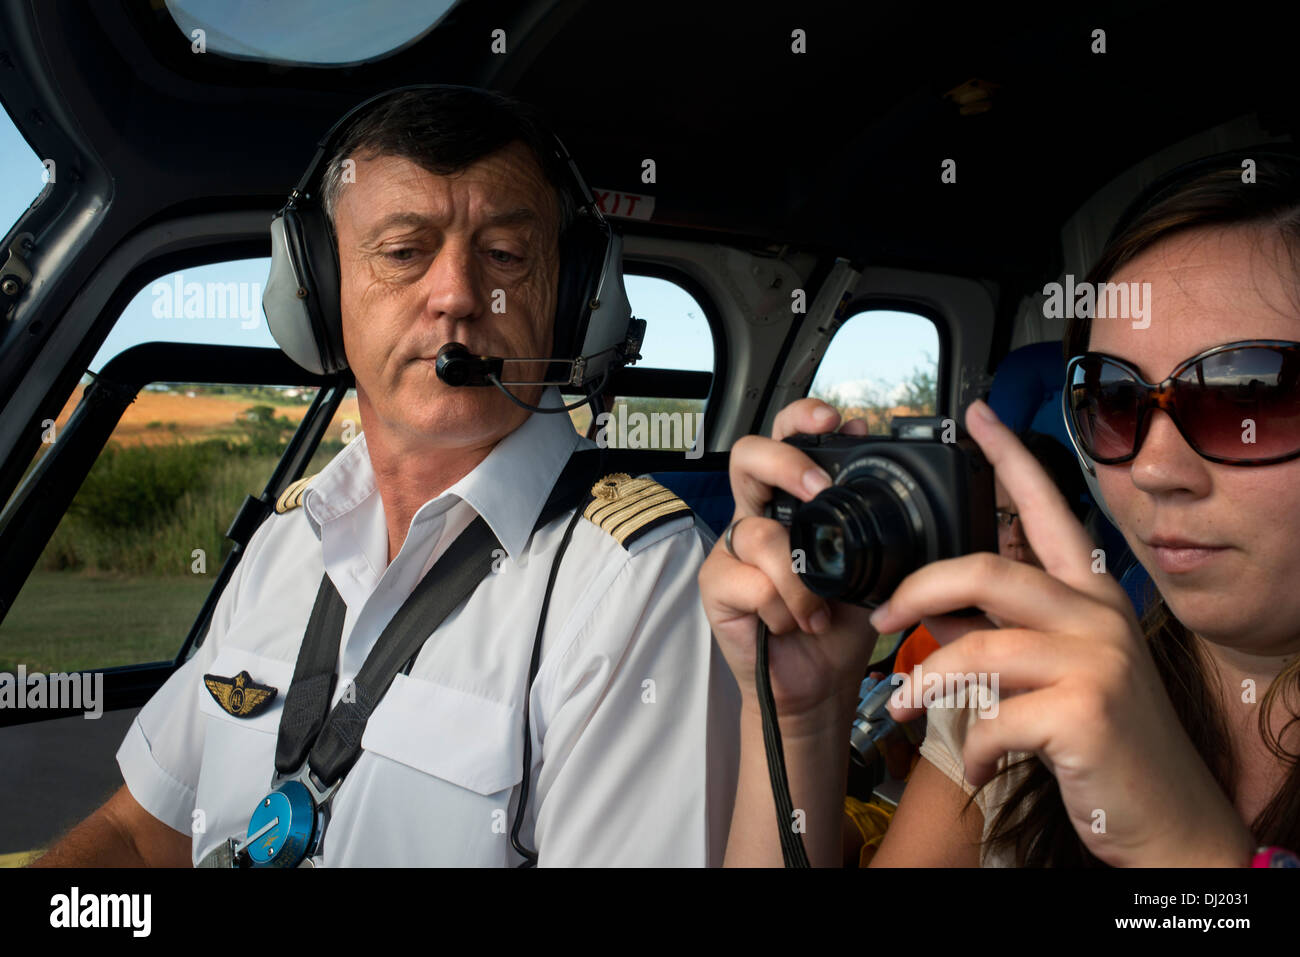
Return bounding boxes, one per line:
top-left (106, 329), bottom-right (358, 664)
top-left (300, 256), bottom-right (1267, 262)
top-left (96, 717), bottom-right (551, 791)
top-left (994, 508), bottom-right (1021, 528)
top-left (1065, 340), bottom-right (1300, 466)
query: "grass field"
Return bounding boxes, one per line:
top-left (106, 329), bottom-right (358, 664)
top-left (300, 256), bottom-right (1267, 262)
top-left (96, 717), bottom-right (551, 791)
top-left (1, 571), bottom-right (213, 672)
top-left (2, 386), bottom-right (348, 672)
top-left (48, 384), bottom-right (362, 447)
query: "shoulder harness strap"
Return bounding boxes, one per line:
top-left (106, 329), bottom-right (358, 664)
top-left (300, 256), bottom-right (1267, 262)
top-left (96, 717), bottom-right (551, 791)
top-left (275, 474), bottom-right (316, 514)
top-left (582, 472), bottom-right (691, 549)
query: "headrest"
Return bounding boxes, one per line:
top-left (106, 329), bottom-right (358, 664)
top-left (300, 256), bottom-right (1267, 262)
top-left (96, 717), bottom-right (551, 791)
top-left (987, 341), bottom-right (1071, 451)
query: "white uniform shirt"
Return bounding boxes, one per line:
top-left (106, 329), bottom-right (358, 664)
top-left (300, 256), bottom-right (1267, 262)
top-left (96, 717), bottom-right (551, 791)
top-left (117, 390), bottom-right (741, 866)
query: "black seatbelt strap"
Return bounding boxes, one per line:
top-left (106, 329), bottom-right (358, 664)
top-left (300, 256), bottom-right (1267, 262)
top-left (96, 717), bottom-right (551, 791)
top-left (273, 576), bottom-right (346, 775)
top-left (273, 449), bottom-right (610, 792)
top-left (274, 516), bottom-right (503, 786)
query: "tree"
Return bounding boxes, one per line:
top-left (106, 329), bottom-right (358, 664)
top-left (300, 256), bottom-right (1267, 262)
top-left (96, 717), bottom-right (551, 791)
top-left (898, 362), bottom-right (937, 415)
top-left (238, 405), bottom-right (294, 453)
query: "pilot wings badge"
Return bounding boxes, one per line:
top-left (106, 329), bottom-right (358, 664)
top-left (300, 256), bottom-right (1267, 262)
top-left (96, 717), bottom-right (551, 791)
top-left (203, 670), bottom-right (278, 718)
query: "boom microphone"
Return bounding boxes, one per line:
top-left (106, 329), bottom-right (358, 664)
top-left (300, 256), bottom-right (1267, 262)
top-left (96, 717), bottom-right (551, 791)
top-left (434, 343), bottom-right (503, 388)
top-left (434, 342), bottom-right (606, 414)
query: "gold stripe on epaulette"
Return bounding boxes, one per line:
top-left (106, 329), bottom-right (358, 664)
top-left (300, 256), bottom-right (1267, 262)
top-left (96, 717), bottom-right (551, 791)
top-left (275, 475), bottom-right (315, 514)
top-left (582, 473), bottom-right (690, 546)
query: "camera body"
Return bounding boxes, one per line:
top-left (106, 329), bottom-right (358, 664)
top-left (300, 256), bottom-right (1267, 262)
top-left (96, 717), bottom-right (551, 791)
top-left (767, 417), bottom-right (997, 609)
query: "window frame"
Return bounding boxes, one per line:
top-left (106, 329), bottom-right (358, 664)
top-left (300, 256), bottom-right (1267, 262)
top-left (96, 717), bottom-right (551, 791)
top-left (0, 342), bottom-right (345, 724)
top-left (579, 262), bottom-right (726, 451)
top-left (802, 295), bottom-right (950, 420)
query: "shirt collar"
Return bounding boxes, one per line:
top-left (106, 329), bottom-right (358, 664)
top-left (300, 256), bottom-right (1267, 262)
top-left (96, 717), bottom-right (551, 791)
top-left (301, 387), bottom-right (583, 562)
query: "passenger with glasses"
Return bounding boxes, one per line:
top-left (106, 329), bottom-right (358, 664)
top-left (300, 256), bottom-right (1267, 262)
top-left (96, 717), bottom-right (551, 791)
top-left (701, 150), bottom-right (1300, 867)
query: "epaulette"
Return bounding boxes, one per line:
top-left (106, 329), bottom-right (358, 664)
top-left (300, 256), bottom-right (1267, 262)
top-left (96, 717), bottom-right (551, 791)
top-left (275, 474), bottom-right (316, 514)
top-left (581, 473), bottom-right (692, 550)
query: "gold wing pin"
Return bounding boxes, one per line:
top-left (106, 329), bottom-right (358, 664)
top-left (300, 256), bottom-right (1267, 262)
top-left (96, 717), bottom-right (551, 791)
top-left (203, 670), bottom-right (278, 718)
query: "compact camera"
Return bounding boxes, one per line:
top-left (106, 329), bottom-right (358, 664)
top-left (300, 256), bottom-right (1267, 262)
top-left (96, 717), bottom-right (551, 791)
top-left (767, 417), bottom-right (997, 608)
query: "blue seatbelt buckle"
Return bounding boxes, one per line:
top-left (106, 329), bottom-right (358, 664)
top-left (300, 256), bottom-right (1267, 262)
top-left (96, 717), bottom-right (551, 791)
top-left (239, 768), bottom-right (339, 868)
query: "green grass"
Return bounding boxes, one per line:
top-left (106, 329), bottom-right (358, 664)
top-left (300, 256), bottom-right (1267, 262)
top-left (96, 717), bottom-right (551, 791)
top-left (37, 439), bottom-right (345, 577)
top-left (40, 445), bottom-right (274, 576)
top-left (0, 571), bottom-right (215, 672)
top-left (2, 435), bottom-right (348, 672)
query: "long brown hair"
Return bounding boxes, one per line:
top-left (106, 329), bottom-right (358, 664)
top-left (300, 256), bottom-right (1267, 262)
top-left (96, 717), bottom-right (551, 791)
top-left (980, 151), bottom-right (1300, 866)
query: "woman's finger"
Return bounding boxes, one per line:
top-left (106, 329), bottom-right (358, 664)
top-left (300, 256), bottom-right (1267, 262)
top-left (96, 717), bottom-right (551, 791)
top-left (885, 627), bottom-right (1091, 722)
top-left (772, 397), bottom-right (843, 441)
top-left (870, 549), bottom-right (1133, 640)
top-left (699, 546), bottom-right (800, 637)
top-left (726, 516), bottom-right (830, 633)
top-left (729, 398), bottom-right (866, 519)
top-left (957, 687), bottom-right (1071, 788)
top-left (728, 433), bottom-right (832, 519)
top-left (963, 399), bottom-right (1111, 599)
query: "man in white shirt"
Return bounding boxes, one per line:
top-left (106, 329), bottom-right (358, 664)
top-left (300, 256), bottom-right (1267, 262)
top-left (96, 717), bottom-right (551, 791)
top-left (31, 86), bottom-right (739, 867)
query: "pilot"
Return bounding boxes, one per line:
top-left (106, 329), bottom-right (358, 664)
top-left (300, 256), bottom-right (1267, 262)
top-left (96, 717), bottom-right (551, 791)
top-left (31, 85), bottom-right (740, 867)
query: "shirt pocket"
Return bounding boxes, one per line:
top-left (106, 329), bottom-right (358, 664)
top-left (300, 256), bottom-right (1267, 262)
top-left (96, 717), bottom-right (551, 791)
top-left (359, 673), bottom-right (524, 795)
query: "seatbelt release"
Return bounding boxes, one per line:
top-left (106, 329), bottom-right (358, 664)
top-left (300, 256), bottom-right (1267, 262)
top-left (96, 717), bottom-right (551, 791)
top-left (238, 766), bottom-right (340, 868)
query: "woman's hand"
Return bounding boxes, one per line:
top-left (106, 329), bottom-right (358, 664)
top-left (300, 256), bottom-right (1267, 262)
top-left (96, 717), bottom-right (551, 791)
top-left (702, 398), bottom-right (884, 866)
top-left (876, 398), bottom-right (1256, 867)
top-left (698, 398), bottom-right (878, 727)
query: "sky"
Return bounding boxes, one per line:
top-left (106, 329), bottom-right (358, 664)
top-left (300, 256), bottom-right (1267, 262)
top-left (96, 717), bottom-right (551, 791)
top-left (164, 0), bottom-right (456, 65)
top-left (0, 94), bottom-right (936, 391)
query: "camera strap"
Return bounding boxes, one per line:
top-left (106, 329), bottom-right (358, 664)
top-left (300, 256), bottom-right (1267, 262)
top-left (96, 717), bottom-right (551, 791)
top-left (756, 620), bottom-right (811, 867)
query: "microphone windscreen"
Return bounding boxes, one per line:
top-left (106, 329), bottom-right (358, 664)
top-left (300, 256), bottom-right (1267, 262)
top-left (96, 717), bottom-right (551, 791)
top-left (435, 342), bottom-right (476, 387)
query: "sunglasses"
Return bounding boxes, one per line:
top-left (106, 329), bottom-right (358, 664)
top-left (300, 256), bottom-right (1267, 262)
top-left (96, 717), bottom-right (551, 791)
top-left (1065, 340), bottom-right (1300, 466)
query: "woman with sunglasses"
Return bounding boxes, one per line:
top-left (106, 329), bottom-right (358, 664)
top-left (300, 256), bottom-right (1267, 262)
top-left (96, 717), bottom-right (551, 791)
top-left (701, 151), bottom-right (1300, 867)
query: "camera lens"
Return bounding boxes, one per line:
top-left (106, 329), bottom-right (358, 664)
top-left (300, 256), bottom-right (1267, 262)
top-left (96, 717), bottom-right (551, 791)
top-left (789, 457), bottom-right (931, 606)
top-left (812, 524), bottom-right (846, 579)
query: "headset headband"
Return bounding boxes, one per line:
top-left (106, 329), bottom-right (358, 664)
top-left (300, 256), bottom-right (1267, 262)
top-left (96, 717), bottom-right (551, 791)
top-left (285, 83), bottom-right (605, 230)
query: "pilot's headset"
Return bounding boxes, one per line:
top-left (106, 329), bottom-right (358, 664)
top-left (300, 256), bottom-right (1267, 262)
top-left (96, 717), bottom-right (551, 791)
top-left (1063, 144), bottom-right (1300, 526)
top-left (262, 84), bottom-right (642, 410)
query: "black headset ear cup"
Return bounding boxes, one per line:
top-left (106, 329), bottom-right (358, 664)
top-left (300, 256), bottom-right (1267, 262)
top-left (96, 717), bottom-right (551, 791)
top-left (553, 214), bottom-right (610, 363)
top-left (282, 200), bottom-right (347, 373)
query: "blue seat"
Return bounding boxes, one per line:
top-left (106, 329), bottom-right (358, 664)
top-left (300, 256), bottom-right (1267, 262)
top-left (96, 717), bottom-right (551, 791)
top-left (651, 469), bottom-right (733, 538)
top-left (988, 340), bottom-right (1073, 450)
